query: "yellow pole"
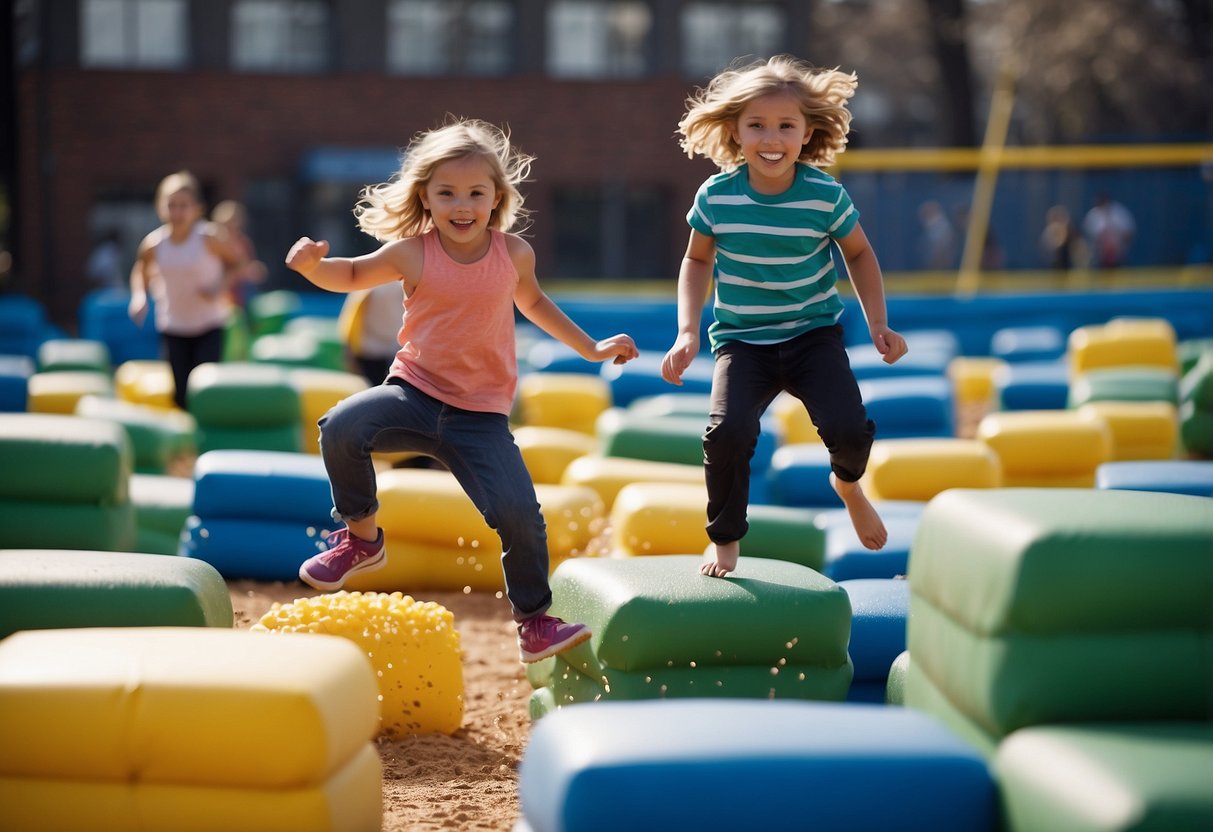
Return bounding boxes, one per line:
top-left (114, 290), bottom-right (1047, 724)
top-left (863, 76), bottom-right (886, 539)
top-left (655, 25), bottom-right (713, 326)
top-left (956, 54), bottom-right (1019, 296)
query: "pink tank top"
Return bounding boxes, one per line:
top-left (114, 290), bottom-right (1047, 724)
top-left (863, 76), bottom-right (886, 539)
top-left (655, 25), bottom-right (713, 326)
top-left (150, 222), bottom-right (231, 336)
top-left (388, 229), bottom-right (518, 414)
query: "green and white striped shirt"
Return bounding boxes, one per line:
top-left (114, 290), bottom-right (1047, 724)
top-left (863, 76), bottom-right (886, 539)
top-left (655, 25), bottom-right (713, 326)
top-left (688, 163), bottom-right (859, 352)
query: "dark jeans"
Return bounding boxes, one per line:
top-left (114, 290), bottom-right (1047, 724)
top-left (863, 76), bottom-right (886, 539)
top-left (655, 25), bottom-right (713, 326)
top-left (704, 324), bottom-right (875, 544)
top-left (163, 326), bottom-right (225, 410)
top-left (318, 377), bottom-right (551, 621)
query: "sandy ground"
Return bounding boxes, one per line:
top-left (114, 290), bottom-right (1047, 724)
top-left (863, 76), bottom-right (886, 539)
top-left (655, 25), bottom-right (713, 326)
top-left (230, 580), bottom-right (530, 832)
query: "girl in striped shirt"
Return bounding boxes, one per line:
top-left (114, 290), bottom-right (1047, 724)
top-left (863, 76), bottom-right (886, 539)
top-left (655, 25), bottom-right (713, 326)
top-left (661, 56), bottom-right (908, 578)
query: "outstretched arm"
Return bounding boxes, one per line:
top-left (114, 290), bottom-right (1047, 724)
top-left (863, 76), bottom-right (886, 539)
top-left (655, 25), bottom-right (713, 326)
top-left (837, 224), bottom-right (907, 365)
top-left (661, 230), bottom-right (714, 385)
top-left (510, 236), bottom-right (638, 365)
top-left (127, 237), bottom-right (156, 326)
top-left (285, 236), bottom-right (421, 294)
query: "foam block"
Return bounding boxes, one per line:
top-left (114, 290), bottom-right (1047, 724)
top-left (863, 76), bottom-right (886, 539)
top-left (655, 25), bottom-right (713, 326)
top-left (26, 370), bottom-right (114, 414)
top-left (516, 372), bottom-right (612, 435)
top-left (1069, 366), bottom-right (1180, 408)
top-left (1068, 318), bottom-right (1178, 376)
top-left (36, 338), bottom-right (111, 374)
top-left (862, 438), bottom-right (1002, 502)
top-left (518, 700), bottom-right (996, 832)
top-left (560, 454), bottom-right (705, 510)
top-left (513, 425), bottom-right (599, 485)
top-left (0, 413), bottom-right (131, 504)
top-left (0, 549), bottom-right (231, 638)
top-left (1095, 459), bottom-right (1213, 497)
top-left (995, 723), bottom-right (1213, 832)
top-left (1077, 401), bottom-right (1178, 460)
top-left (114, 359), bottom-right (177, 410)
top-left (858, 376), bottom-right (955, 438)
top-left (289, 368), bottom-right (368, 455)
top-left (976, 410), bottom-right (1112, 486)
top-left (838, 578), bottom-right (910, 700)
top-left (766, 443), bottom-right (844, 508)
top-left (193, 449), bottom-right (334, 525)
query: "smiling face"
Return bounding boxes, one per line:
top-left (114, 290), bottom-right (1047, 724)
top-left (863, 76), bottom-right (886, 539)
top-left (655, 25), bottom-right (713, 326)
top-left (729, 91), bottom-right (814, 195)
top-left (420, 155), bottom-right (503, 257)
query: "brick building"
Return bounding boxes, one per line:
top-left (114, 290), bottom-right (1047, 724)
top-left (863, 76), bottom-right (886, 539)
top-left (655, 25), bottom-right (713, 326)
top-left (11, 0), bottom-right (815, 326)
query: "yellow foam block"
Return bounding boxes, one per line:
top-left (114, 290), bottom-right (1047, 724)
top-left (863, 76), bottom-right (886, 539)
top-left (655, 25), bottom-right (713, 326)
top-left (0, 742), bottom-right (382, 832)
top-left (561, 454), bottom-right (705, 510)
top-left (290, 368), bottom-right (368, 455)
top-left (0, 628), bottom-right (378, 788)
top-left (513, 425), bottom-right (600, 484)
top-left (976, 410), bottom-right (1112, 486)
top-left (1068, 318), bottom-right (1178, 376)
top-left (770, 391), bottom-right (823, 445)
top-left (947, 357), bottom-right (1006, 407)
top-left (27, 371), bottom-right (114, 414)
top-left (376, 468), bottom-right (604, 558)
top-left (862, 438), bottom-right (1003, 502)
top-left (114, 360), bottom-right (177, 410)
top-left (609, 481), bottom-right (710, 556)
top-left (255, 591), bottom-right (463, 737)
top-left (1077, 401), bottom-right (1179, 461)
top-left (516, 372), bottom-right (612, 434)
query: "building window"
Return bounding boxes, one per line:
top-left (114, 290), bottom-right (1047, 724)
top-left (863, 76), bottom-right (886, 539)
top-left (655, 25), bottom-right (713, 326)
top-left (387, 0), bottom-right (514, 76)
top-left (231, 0), bottom-right (330, 73)
top-left (553, 184), bottom-right (667, 279)
top-left (80, 0), bottom-right (188, 69)
top-left (547, 1), bottom-right (651, 79)
top-left (680, 2), bottom-right (784, 78)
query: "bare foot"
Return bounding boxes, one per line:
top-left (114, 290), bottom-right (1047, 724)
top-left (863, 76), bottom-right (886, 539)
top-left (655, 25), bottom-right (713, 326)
top-left (700, 541), bottom-right (739, 577)
top-left (830, 473), bottom-right (888, 550)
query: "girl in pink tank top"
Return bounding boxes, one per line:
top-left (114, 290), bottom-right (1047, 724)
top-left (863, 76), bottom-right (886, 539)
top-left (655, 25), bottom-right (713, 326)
top-left (285, 118), bottom-right (638, 664)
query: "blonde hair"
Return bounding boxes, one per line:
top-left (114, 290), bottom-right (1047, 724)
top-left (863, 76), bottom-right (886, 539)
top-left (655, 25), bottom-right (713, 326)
top-left (355, 117), bottom-right (533, 242)
top-left (679, 55), bottom-right (857, 171)
top-left (155, 170), bottom-right (203, 217)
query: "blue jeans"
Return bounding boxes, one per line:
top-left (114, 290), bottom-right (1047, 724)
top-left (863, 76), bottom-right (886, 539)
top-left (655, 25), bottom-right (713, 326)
top-left (318, 377), bottom-right (551, 621)
top-left (705, 324), bottom-right (875, 544)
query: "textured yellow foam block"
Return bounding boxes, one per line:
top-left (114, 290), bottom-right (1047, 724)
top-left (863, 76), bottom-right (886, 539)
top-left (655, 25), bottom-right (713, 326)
top-left (513, 425), bottom-right (600, 484)
top-left (610, 481), bottom-right (710, 556)
top-left (290, 368), bottom-right (368, 455)
top-left (0, 628), bottom-right (378, 787)
top-left (114, 360), bottom-right (177, 410)
top-left (770, 391), bottom-right (823, 445)
top-left (516, 372), bottom-right (612, 434)
top-left (977, 411), bottom-right (1112, 486)
top-left (255, 591), bottom-right (463, 737)
top-left (561, 454), bottom-right (705, 510)
top-left (1068, 319), bottom-right (1178, 376)
top-left (376, 468), bottom-right (604, 557)
top-left (1077, 401), bottom-right (1179, 460)
top-left (862, 438), bottom-right (1003, 502)
top-left (0, 742), bottom-right (382, 832)
top-left (27, 371), bottom-right (114, 414)
top-left (947, 357), bottom-right (1006, 407)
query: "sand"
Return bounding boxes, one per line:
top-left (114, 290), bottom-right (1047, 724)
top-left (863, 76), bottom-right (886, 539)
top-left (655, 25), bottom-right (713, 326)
top-left (230, 580), bottom-right (531, 832)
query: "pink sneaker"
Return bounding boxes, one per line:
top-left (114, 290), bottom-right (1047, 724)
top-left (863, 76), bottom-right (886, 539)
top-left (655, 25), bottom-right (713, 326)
top-left (517, 614), bottom-right (591, 663)
top-left (299, 528), bottom-right (386, 591)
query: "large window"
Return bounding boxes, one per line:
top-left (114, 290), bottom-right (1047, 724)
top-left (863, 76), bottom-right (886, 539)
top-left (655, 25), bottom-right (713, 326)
top-left (80, 0), bottom-right (188, 69)
top-left (547, 1), bottom-right (651, 79)
top-left (231, 0), bottom-right (330, 72)
top-left (553, 184), bottom-right (667, 279)
top-left (681, 2), bottom-right (784, 78)
top-left (388, 0), bottom-right (515, 76)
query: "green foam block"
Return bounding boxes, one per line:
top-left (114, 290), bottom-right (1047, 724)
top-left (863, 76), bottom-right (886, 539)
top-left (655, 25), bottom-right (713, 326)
top-left (0, 549), bottom-right (232, 638)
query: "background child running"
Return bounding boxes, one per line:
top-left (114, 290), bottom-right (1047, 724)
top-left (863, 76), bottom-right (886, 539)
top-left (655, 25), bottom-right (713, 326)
top-left (285, 118), bottom-right (638, 663)
top-left (129, 170), bottom-right (250, 410)
top-left (661, 55), bottom-right (908, 578)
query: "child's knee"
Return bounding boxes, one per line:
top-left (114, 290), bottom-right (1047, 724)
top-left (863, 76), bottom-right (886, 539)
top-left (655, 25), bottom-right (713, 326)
top-left (704, 415), bottom-right (760, 458)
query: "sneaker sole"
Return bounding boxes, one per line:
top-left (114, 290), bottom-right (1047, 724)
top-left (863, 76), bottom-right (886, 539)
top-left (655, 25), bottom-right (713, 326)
top-left (298, 550), bottom-right (387, 592)
top-left (518, 626), bottom-right (592, 664)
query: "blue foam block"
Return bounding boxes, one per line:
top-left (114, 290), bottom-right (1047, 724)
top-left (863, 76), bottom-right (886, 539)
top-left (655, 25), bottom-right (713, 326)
top-left (180, 515), bottom-right (334, 581)
top-left (1095, 460), bottom-right (1213, 498)
top-left (192, 449), bottom-right (334, 524)
top-left (518, 700), bottom-right (996, 832)
top-left (839, 578), bottom-right (910, 685)
top-left (766, 443), bottom-right (844, 508)
top-left (818, 512), bottom-right (919, 581)
top-left (996, 360), bottom-right (1070, 411)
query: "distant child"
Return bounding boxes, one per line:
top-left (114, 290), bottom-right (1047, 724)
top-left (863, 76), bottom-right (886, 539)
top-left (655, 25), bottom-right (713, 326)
top-left (129, 171), bottom-right (250, 409)
top-left (285, 118), bottom-right (639, 663)
top-left (210, 199), bottom-right (267, 309)
top-left (661, 56), bottom-right (908, 578)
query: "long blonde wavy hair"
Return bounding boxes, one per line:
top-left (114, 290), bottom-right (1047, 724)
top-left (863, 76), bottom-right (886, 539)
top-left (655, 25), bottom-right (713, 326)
top-left (354, 117), bottom-right (533, 242)
top-left (678, 55), bottom-right (858, 171)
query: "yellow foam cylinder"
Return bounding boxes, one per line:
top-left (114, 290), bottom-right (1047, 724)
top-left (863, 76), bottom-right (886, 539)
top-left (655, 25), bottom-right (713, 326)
top-left (516, 372), bottom-right (612, 435)
top-left (561, 454), bottom-right (705, 511)
top-left (947, 356), bottom-right (1007, 408)
top-left (976, 410), bottom-right (1113, 487)
top-left (0, 743), bottom-right (382, 832)
top-left (114, 359), bottom-right (178, 410)
top-left (0, 627), bottom-right (378, 788)
top-left (1077, 401), bottom-right (1179, 461)
top-left (862, 438), bottom-right (1003, 502)
top-left (770, 391), bottom-right (823, 445)
top-left (26, 371), bottom-right (114, 414)
top-left (289, 368), bottom-right (368, 455)
top-left (255, 591), bottom-right (463, 737)
top-left (609, 481), bottom-right (710, 556)
top-left (513, 424), bottom-right (600, 484)
top-left (1068, 318), bottom-right (1179, 376)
